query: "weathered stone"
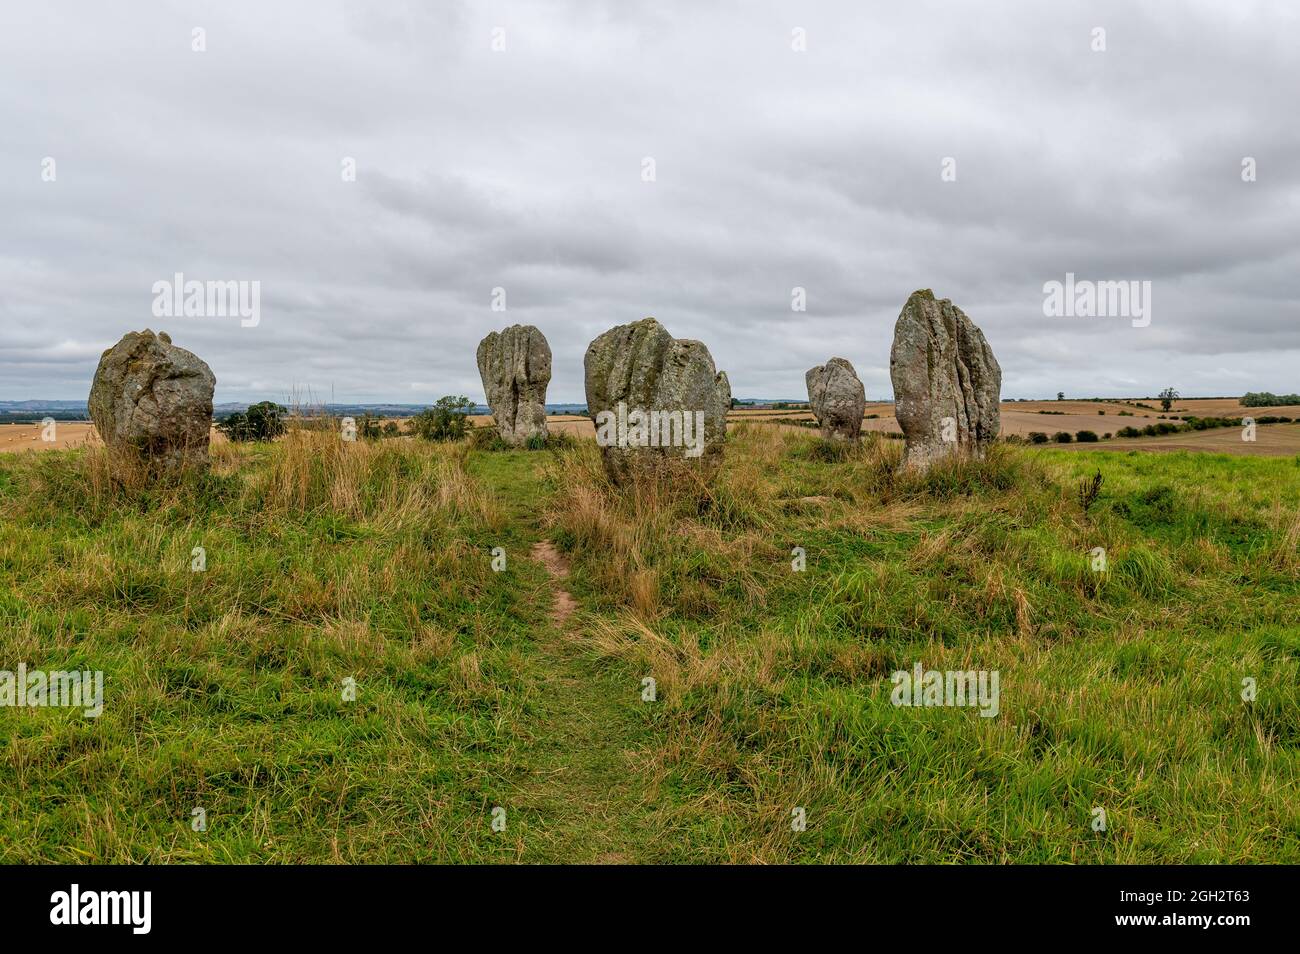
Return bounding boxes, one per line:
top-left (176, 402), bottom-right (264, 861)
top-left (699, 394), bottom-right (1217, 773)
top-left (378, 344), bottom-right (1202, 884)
top-left (476, 324), bottom-right (552, 445)
top-left (583, 317), bottom-right (730, 485)
top-left (806, 357), bottom-right (866, 441)
top-left (88, 330), bottom-right (215, 476)
top-left (889, 290), bottom-right (1001, 470)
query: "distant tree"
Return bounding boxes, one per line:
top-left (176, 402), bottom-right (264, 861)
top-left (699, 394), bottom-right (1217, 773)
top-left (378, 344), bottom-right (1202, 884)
top-left (1241, 391), bottom-right (1300, 407)
top-left (410, 396), bottom-right (473, 441)
top-left (1159, 387), bottom-right (1179, 412)
top-left (1057, 391), bottom-right (1065, 401)
top-left (218, 401), bottom-right (286, 442)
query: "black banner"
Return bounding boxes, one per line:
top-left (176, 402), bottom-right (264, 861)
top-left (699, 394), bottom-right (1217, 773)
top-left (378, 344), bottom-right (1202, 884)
top-left (0, 864), bottom-right (1279, 940)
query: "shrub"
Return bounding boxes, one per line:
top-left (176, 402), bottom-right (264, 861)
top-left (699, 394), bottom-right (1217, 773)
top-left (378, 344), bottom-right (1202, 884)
top-left (218, 401), bottom-right (286, 442)
top-left (1075, 430), bottom-right (1099, 442)
top-left (1053, 431), bottom-right (1073, 443)
top-left (1028, 432), bottom-right (1049, 444)
top-left (1118, 426), bottom-right (1141, 438)
top-left (410, 396), bottom-right (473, 442)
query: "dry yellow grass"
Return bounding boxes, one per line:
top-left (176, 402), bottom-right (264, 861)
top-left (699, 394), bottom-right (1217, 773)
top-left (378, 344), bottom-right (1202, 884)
top-left (257, 427), bottom-right (502, 529)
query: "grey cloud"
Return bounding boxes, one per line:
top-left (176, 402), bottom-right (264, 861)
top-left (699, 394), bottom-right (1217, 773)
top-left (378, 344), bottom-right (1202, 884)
top-left (1, 0), bottom-right (1296, 405)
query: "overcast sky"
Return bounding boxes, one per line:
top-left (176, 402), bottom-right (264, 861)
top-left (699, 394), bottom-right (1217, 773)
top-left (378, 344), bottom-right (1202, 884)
top-left (2, 0), bottom-right (1298, 404)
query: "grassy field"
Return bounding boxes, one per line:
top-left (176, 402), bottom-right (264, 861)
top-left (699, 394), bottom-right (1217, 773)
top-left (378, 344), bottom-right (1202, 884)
top-left (0, 426), bottom-right (1296, 862)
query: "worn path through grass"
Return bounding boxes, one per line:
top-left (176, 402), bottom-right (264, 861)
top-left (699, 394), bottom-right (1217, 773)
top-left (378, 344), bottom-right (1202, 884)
top-left (470, 451), bottom-right (659, 863)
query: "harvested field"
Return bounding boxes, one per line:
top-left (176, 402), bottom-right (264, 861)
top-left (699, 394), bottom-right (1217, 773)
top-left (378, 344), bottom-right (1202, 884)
top-left (1051, 423), bottom-right (1300, 457)
top-left (0, 422), bottom-right (226, 454)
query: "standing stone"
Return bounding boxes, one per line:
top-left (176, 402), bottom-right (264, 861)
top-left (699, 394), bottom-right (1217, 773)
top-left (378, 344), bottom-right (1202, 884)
top-left (88, 330), bottom-right (215, 476)
top-left (889, 290), bottom-right (1001, 470)
top-left (806, 357), bottom-right (866, 441)
top-left (584, 317), bottom-right (730, 485)
top-left (476, 325), bottom-right (552, 445)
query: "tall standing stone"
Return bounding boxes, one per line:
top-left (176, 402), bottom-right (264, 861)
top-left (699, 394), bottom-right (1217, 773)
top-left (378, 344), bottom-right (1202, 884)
top-left (88, 329), bottom-right (216, 477)
top-left (584, 317), bottom-right (730, 485)
top-left (476, 324), bottom-right (552, 445)
top-left (806, 357), bottom-right (866, 441)
top-left (889, 290), bottom-right (1001, 470)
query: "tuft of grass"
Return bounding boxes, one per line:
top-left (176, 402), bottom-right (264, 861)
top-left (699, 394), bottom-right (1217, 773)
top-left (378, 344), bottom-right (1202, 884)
top-left (254, 428), bottom-right (500, 529)
top-left (471, 426), bottom-right (578, 453)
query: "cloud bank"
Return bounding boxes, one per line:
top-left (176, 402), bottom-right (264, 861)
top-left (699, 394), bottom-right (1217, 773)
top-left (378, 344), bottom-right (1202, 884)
top-left (2, 0), bottom-right (1297, 403)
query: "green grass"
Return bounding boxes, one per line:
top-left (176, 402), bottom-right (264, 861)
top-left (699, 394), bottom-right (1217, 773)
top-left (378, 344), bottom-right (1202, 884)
top-left (0, 428), bottom-right (1296, 862)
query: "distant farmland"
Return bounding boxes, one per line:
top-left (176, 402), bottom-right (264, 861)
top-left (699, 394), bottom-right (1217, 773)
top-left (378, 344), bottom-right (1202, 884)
top-left (1051, 423), bottom-right (1300, 457)
top-left (3, 398), bottom-right (1296, 457)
